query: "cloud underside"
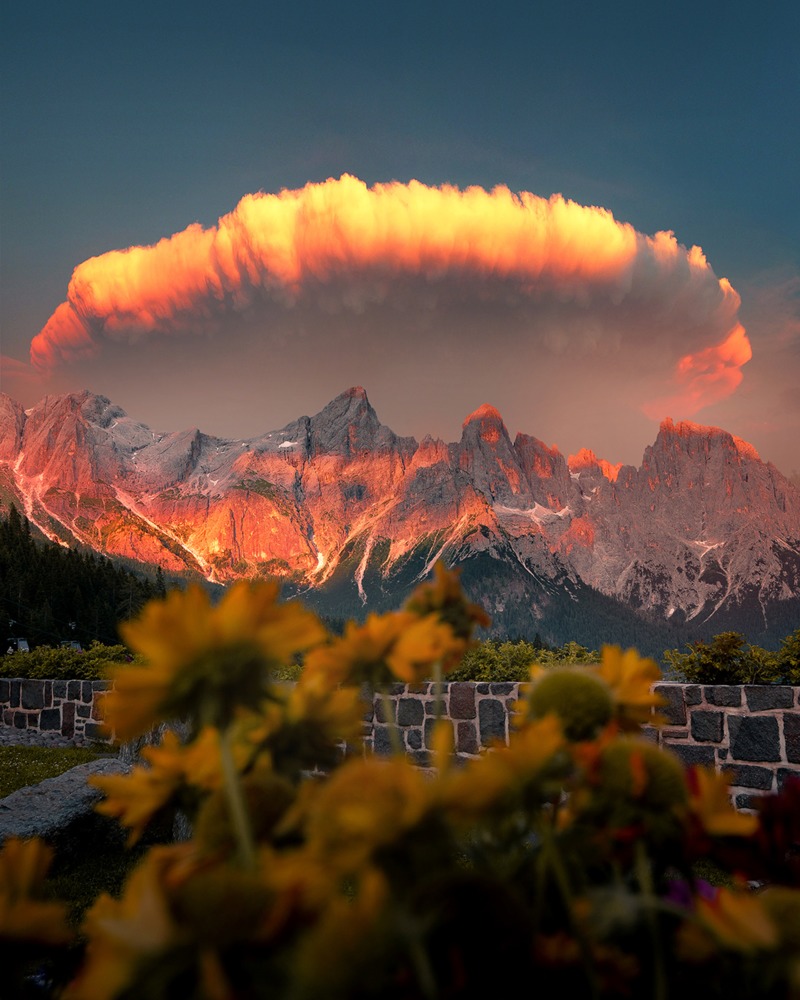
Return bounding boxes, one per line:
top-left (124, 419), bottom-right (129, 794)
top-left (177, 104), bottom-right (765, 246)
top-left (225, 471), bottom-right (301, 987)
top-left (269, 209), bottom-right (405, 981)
top-left (30, 174), bottom-right (751, 417)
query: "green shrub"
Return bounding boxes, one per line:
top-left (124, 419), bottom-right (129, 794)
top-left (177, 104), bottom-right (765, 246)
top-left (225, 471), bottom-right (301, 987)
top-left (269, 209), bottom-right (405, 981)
top-left (0, 641), bottom-right (142, 680)
top-left (664, 629), bottom-right (800, 684)
top-left (446, 638), bottom-right (599, 682)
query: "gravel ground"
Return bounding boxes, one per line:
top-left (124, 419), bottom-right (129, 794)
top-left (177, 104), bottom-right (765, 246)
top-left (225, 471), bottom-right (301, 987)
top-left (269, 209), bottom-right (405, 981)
top-left (0, 726), bottom-right (109, 749)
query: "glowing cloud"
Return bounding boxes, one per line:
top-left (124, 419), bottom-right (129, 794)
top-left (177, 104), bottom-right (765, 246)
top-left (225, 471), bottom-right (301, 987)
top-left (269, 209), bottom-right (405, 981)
top-left (30, 174), bottom-right (750, 416)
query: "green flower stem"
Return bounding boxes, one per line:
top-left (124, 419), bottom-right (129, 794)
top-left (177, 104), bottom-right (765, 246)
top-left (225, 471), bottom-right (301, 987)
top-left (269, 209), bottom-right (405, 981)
top-left (433, 659), bottom-right (443, 723)
top-left (220, 725), bottom-right (257, 872)
top-left (635, 840), bottom-right (667, 1000)
top-left (379, 686), bottom-right (404, 756)
top-left (538, 821), bottom-right (600, 1000)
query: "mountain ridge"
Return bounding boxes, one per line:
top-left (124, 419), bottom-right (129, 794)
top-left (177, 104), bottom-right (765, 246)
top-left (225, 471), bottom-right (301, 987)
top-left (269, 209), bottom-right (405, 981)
top-left (1, 387), bottom-right (798, 652)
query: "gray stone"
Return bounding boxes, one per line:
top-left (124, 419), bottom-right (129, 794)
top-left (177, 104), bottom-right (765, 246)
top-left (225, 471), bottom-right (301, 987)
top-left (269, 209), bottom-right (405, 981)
top-left (397, 698), bottom-right (424, 727)
top-left (777, 768), bottom-right (800, 790)
top-left (0, 758), bottom-right (130, 843)
top-left (722, 764), bottom-right (774, 790)
top-left (407, 729), bottom-right (422, 750)
top-left (21, 680), bottom-right (44, 710)
top-left (745, 686), bottom-right (793, 711)
top-left (690, 711), bottom-right (723, 742)
top-left (684, 685), bottom-right (702, 705)
top-left (424, 717), bottom-right (453, 749)
top-left (0, 679), bottom-right (10, 703)
top-left (39, 708), bottom-right (61, 731)
top-left (373, 725), bottom-right (394, 756)
top-left (655, 685), bottom-right (686, 725)
top-left (478, 699), bottom-right (506, 746)
top-left (705, 686), bottom-right (742, 707)
top-left (785, 712), bottom-right (800, 764)
top-left (728, 716), bottom-right (780, 762)
top-left (666, 743), bottom-right (716, 767)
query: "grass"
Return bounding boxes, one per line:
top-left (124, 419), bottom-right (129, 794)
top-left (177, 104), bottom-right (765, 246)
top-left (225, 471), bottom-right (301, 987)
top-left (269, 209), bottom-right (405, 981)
top-left (0, 744), bottom-right (116, 799)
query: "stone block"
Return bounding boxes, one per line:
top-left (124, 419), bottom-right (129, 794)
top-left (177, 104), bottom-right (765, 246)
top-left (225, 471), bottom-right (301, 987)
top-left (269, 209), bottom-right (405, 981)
top-left (84, 722), bottom-right (109, 742)
top-left (705, 686), bottom-right (742, 707)
top-left (77, 704), bottom-right (91, 718)
top-left (375, 698), bottom-right (395, 724)
top-left (397, 698), bottom-right (424, 727)
top-left (448, 683), bottom-right (476, 719)
top-left (406, 729), bottom-right (422, 750)
top-left (62, 701), bottom-right (75, 739)
top-left (665, 743), bottom-right (716, 767)
top-left (0, 679), bottom-right (10, 703)
top-left (684, 685), bottom-right (702, 706)
top-left (690, 710), bottom-right (723, 743)
top-left (13, 712), bottom-right (27, 729)
top-left (424, 717), bottom-right (453, 749)
top-left (81, 681), bottom-right (93, 703)
top-left (39, 708), bottom-right (61, 731)
top-left (785, 712), bottom-right (800, 764)
top-left (67, 680), bottom-right (81, 700)
top-left (372, 725), bottom-right (394, 756)
top-left (488, 683), bottom-right (516, 696)
top-left (53, 680), bottom-right (67, 699)
top-left (21, 680), bottom-right (44, 710)
top-left (478, 699), bottom-right (506, 746)
top-left (654, 685), bottom-right (686, 725)
top-left (735, 793), bottom-right (763, 811)
top-left (745, 687), bottom-right (793, 711)
top-left (10, 680), bottom-right (20, 708)
top-left (728, 716), bottom-right (780, 762)
top-left (456, 721), bottom-right (479, 755)
top-left (777, 768), bottom-right (800, 790)
top-left (722, 764), bottom-right (774, 790)
top-left (43, 681), bottom-right (52, 707)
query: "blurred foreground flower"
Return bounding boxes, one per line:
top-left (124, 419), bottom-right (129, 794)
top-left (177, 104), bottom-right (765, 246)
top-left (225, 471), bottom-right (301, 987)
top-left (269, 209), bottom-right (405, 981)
top-left (103, 581), bottom-right (327, 740)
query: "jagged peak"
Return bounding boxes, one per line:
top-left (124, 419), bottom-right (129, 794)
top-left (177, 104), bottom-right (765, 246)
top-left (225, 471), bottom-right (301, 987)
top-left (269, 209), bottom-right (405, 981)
top-left (462, 403), bottom-right (504, 428)
top-left (567, 448), bottom-right (622, 482)
top-left (658, 417), bottom-right (761, 461)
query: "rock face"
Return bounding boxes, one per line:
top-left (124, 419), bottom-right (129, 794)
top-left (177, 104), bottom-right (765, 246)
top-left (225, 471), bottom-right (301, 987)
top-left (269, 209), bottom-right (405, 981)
top-left (1, 387), bottom-right (799, 648)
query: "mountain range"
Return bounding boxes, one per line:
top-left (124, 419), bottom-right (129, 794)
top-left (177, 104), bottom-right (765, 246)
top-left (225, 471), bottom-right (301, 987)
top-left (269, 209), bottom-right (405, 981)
top-left (1, 387), bottom-right (798, 655)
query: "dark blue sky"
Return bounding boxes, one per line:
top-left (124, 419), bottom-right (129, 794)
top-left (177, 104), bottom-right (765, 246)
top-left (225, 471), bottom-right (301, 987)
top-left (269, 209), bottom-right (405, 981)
top-left (2, 0), bottom-right (799, 471)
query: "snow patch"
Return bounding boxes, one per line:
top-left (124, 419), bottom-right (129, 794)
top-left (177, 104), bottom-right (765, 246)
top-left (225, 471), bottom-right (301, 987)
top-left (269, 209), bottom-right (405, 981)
top-left (495, 502), bottom-right (571, 525)
top-left (279, 441), bottom-right (298, 449)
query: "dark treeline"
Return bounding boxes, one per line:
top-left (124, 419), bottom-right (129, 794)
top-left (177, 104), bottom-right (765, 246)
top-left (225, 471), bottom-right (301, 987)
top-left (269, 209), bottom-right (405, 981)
top-left (0, 505), bottom-right (167, 650)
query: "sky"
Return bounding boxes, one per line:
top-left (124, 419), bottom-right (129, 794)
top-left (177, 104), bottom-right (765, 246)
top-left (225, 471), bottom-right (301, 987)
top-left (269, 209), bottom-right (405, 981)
top-left (1, 0), bottom-right (799, 475)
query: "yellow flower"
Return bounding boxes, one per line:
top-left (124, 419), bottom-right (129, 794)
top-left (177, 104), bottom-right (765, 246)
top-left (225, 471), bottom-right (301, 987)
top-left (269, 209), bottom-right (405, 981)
top-left (64, 846), bottom-right (188, 1000)
top-left (245, 678), bottom-right (366, 780)
top-left (440, 715), bottom-right (565, 821)
top-left (301, 757), bottom-right (434, 874)
top-left (687, 766), bottom-right (759, 838)
top-left (385, 613), bottom-right (462, 683)
top-left (403, 561), bottom-right (491, 647)
top-left (0, 837), bottom-right (72, 945)
top-left (104, 581), bottom-right (328, 739)
top-left (596, 645), bottom-right (666, 729)
top-left (678, 886), bottom-right (778, 959)
top-left (302, 610), bottom-right (412, 689)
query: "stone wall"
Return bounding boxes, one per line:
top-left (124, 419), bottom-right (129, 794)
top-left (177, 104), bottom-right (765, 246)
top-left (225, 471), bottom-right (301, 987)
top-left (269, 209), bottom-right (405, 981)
top-left (2, 678), bottom-right (799, 809)
top-left (0, 678), bottom-right (113, 744)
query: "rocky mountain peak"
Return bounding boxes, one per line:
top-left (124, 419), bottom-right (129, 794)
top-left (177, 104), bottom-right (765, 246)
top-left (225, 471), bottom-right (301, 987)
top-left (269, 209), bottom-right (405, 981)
top-left (568, 448), bottom-right (622, 483)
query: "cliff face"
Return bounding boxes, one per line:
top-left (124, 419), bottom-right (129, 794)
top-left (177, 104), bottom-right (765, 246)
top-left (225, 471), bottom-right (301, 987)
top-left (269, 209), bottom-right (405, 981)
top-left (2, 387), bottom-right (798, 642)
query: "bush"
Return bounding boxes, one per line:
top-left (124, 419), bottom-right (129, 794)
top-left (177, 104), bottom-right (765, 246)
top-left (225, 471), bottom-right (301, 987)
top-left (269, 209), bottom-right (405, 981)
top-left (447, 638), bottom-right (599, 682)
top-left (664, 630), bottom-right (800, 685)
top-left (0, 641), bottom-right (142, 681)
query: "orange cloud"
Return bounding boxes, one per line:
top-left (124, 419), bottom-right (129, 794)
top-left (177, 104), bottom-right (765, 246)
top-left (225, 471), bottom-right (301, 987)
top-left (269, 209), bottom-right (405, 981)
top-left (29, 174), bottom-right (751, 415)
